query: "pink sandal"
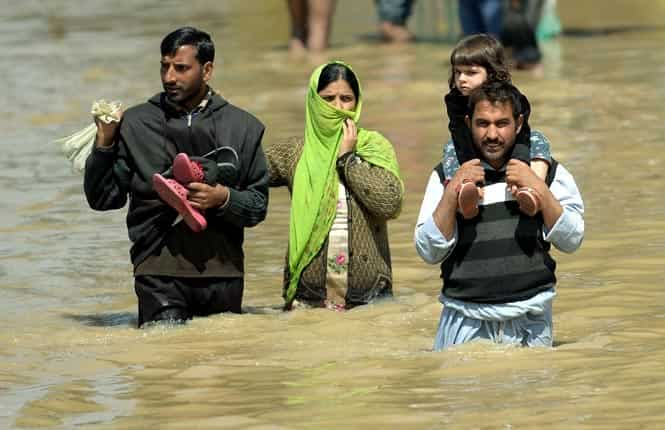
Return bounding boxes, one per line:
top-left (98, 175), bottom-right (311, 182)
top-left (457, 180), bottom-right (480, 219)
top-left (173, 153), bottom-right (205, 184)
top-left (515, 187), bottom-right (540, 217)
top-left (152, 173), bottom-right (207, 232)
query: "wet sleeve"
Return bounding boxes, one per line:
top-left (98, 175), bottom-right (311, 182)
top-left (83, 139), bottom-right (129, 211)
top-left (213, 126), bottom-right (269, 228)
top-left (414, 171), bottom-right (457, 264)
top-left (543, 164), bottom-right (584, 253)
top-left (264, 137), bottom-right (300, 188)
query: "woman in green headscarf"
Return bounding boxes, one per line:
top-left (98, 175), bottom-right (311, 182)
top-left (266, 61), bottom-right (404, 311)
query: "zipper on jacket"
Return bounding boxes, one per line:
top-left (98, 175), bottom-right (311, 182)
top-left (187, 112), bottom-right (193, 151)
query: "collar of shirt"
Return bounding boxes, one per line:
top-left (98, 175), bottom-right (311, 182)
top-left (164, 87), bottom-right (214, 116)
top-left (480, 160), bottom-right (507, 172)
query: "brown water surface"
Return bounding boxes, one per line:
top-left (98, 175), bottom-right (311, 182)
top-left (1, 1), bottom-right (665, 428)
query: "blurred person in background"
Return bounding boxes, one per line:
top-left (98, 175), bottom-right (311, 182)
top-left (500, 0), bottom-right (544, 72)
top-left (376, 0), bottom-right (416, 43)
top-left (286, 0), bottom-right (337, 53)
top-left (458, 0), bottom-right (503, 37)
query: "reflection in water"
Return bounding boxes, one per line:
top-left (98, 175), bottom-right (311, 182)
top-left (2, 1), bottom-right (665, 428)
top-left (62, 312), bottom-right (137, 327)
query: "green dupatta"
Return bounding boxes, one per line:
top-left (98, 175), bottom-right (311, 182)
top-left (286, 60), bottom-right (403, 305)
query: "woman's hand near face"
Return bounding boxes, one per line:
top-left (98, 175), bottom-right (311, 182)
top-left (339, 119), bottom-right (357, 156)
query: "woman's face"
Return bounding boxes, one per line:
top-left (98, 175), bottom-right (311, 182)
top-left (318, 79), bottom-right (357, 111)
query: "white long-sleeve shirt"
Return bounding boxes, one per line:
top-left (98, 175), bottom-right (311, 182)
top-left (414, 162), bottom-right (584, 319)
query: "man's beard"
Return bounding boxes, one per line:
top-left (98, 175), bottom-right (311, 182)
top-left (478, 139), bottom-right (509, 164)
top-left (164, 78), bottom-right (204, 106)
top-left (164, 84), bottom-right (184, 102)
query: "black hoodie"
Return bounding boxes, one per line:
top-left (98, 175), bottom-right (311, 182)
top-left (84, 91), bottom-right (269, 277)
top-left (444, 87), bottom-right (532, 167)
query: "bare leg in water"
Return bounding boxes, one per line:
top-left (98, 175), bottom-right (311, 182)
top-left (307, 0), bottom-right (336, 52)
top-left (376, 0), bottom-right (415, 43)
top-left (286, 0), bottom-right (336, 54)
top-left (286, 0), bottom-right (308, 54)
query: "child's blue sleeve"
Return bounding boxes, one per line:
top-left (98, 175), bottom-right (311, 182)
top-left (442, 139), bottom-right (459, 181)
top-left (530, 130), bottom-right (552, 163)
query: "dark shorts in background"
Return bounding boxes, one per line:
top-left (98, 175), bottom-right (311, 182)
top-left (134, 275), bottom-right (243, 327)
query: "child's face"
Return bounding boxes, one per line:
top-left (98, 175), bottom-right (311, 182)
top-left (454, 65), bottom-right (488, 96)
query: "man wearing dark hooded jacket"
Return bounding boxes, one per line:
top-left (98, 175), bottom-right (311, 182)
top-left (84, 27), bottom-right (269, 327)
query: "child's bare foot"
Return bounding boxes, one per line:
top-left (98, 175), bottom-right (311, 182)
top-left (515, 187), bottom-right (540, 216)
top-left (458, 180), bottom-right (481, 219)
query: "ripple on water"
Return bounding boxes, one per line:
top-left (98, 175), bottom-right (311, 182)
top-left (2, 1), bottom-right (665, 428)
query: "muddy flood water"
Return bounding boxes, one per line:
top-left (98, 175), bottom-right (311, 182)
top-left (1, 1), bottom-right (665, 428)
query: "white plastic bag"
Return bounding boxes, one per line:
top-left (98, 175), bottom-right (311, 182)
top-left (54, 100), bottom-right (122, 173)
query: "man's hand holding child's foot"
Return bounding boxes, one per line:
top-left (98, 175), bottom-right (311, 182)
top-left (450, 159), bottom-right (485, 219)
top-left (506, 160), bottom-right (543, 216)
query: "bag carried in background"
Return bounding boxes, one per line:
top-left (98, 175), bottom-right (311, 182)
top-left (536, 0), bottom-right (561, 41)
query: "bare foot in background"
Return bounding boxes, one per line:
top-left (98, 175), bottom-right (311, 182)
top-left (516, 61), bottom-right (544, 78)
top-left (288, 37), bottom-right (308, 57)
top-left (380, 21), bottom-right (414, 43)
top-left (286, 0), bottom-right (336, 54)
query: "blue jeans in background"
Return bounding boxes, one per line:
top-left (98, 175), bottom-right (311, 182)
top-left (457, 0), bottom-right (502, 36)
top-left (375, 0), bottom-right (415, 25)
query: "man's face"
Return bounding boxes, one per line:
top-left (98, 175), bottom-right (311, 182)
top-left (467, 100), bottom-right (523, 169)
top-left (160, 45), bottom-right (212, 108)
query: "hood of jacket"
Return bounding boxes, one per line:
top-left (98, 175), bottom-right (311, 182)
top-left (142, 89), bottom-right (231, 157)
top-left (147, 89), bottom-right (229, 118)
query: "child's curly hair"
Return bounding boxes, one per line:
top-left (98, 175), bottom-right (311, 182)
top-left (448, 33), bottom-right (511, 90)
